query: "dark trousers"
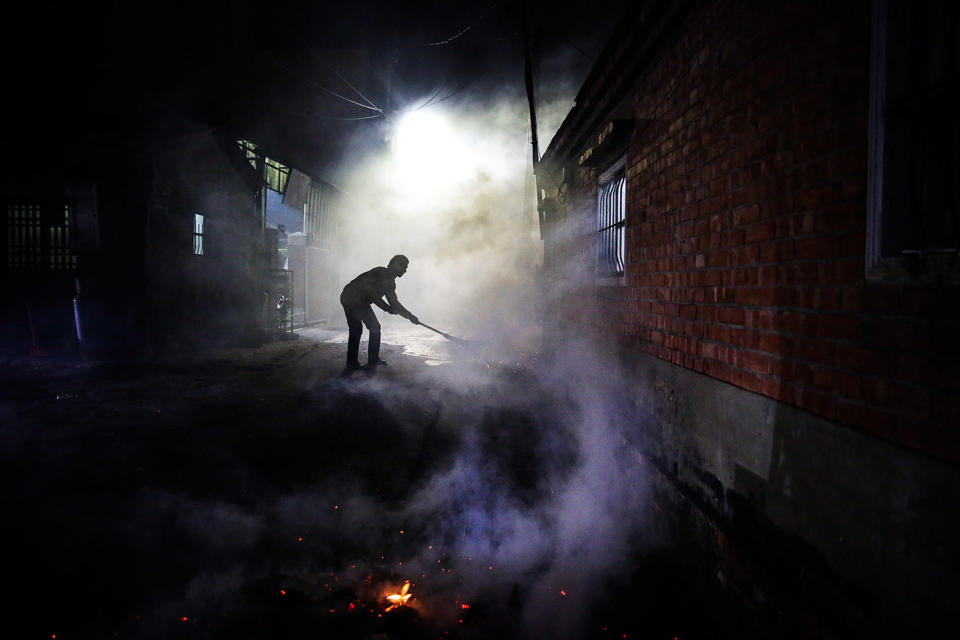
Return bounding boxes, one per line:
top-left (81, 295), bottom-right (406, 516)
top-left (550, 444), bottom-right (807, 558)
top-left (343, 304), bottom-right (380, 365)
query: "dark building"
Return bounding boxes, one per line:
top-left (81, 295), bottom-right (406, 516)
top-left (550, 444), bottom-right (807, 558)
top-left (0, 132), bottom-right (317, 355)
top-left (0, 2), bottom-right (364, 356)
top-left (537, 0), bottom-right (959, 634)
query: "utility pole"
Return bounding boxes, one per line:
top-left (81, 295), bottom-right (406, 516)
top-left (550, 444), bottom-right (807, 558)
top-left (520, 0), bottom-right (544, 238)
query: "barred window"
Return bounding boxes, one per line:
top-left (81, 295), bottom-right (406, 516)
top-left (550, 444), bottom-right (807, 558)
top-left (49, 205), bottom-right (77, 269)
top-left (193, 213), bottom-right (205, 255)
top-left (868, 0), bottom-right (960, 281)
top-left (6, 203), bottom-right (76, 270)
top-left (7, 204), bottom-right (42, 269)
top-left (597, 160), bottom-right (626, 278)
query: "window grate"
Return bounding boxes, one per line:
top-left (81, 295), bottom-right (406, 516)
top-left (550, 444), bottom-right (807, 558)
top-left (597, 167), bottom-right (626, 277)
top-left (869, 0), bottom-right (960, 277)
top-left (193, 213), bottom-right (205, 255)
top-left (49, 205), bottom-right (77, 270)
top-left (7, 204), bottom-right (42, 269)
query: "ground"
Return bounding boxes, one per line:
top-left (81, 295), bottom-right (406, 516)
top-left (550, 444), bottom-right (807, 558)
top-left (2, 323), bottom-right (750, 640)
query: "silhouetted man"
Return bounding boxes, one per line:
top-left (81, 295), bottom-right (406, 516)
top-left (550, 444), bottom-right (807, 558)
top-left (340, 255), bottom-right (419, 370)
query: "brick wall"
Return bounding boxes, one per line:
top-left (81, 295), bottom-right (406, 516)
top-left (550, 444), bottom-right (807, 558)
top-left (541, 0), bottom-right (960, 463)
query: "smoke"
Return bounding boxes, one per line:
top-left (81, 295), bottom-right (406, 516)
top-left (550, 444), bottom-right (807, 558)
top-left (265, 50), bottom-right (657, 637)
top-left (330, 89), bottom-right (543, 357)
top-left (253, 336), bottom-right (655, 639)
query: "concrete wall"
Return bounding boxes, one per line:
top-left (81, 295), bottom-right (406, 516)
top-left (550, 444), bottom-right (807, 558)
top-left (614, 342), bottom-right (959, 636)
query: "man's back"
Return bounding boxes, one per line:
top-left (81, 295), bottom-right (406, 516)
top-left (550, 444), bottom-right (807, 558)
top-left (340, 266), bottom-right (396, 307)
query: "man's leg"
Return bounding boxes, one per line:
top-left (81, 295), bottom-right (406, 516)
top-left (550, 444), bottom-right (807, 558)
top-left (356, 306), bottom-right (381, 364)
top-left (343, 304), bottom-right (363, 367)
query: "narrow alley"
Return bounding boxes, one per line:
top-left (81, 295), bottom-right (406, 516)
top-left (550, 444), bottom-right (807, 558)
top-left (2, 327), bottom-right (750, 639)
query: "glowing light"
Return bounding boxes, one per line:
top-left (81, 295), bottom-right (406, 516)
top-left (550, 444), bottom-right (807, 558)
top-left (385, 580), bottom-right (413, 611)
top-left (392, 109), bottom-right (475, 199)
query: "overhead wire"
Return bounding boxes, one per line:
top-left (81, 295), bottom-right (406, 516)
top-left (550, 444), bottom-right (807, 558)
top-left (412, 81), bottom-right (450, 111)
top-left (254, 49), bottom-right (383, 113)
top-left (281, 25), bottom-right (384, 113)
top-left (424, 2), bottom-right (498, 47)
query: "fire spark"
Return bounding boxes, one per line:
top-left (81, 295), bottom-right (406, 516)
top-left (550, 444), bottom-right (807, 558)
top-left (384, 580), bottom-right (413, 611)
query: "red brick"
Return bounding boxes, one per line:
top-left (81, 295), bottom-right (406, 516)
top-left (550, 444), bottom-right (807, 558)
top-left (745, 309), bottom-right (776, 330)
top-left (793, 337), bottom-right (838, 366)
top-left (814, 314), bottom-right (862, 341)
top-left (742, 350), bottom-right (776, 375)
top-left (745, 221), bottom-right (776, 243)
top-left (758, 331), bottom-right (789, 354)
top-left (718, 306), bottom-right (746, 325)
top-left (732, 368), bottom-right (764, 393)
top-left (714, 358), bottom-right (738, 382)
top-left (794, 235), bottom-right (841, 260)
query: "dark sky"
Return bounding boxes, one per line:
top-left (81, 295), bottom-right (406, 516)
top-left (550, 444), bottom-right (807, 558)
top-left (4, 0), bottom-right (629, 175)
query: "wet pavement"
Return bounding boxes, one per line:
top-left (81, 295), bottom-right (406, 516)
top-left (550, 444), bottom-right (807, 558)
top-left (1, 326), bottom-right (751, 639)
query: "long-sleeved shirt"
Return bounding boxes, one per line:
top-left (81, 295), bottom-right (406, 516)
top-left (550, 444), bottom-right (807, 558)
top-left (339, 266), bottom-right (412, 317)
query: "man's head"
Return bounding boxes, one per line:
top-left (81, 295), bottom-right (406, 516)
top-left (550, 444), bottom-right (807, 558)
top-left (387, 254), bottom-right (409, 277)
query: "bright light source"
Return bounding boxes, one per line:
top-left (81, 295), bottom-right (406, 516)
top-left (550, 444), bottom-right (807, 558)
top-left (392, 109), bottom-right (475, 199)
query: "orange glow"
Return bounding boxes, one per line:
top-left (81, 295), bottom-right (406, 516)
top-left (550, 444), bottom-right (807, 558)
top-left (385, 580), bottom-right (413, 611)
top-left (461, 603), bottom-right (471, 609)
top-left (280, 590), bottom-right (287, 596)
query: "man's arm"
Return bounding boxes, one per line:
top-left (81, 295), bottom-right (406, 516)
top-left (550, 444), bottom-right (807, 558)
top-left (384, 290), bottom-right (418, 324)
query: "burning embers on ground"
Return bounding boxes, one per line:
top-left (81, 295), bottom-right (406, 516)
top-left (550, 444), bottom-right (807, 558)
top-left (384, 580), bottom-right (413, 611)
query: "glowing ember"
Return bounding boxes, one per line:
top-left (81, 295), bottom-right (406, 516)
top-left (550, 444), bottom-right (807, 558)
top-left (385, 580), bottom-right (413, 611)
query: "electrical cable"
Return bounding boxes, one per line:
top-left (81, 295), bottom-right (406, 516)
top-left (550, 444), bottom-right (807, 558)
top-left (412, 81), bottom-right (450, 111)
top-left (424, 2), bottom-right (498, 47)
top-left (427, 78), bottom-right (477, 105)
top-left (254, 50), bottom-right (383, 113)
top-left (280, 25), bottom-right (384, 113)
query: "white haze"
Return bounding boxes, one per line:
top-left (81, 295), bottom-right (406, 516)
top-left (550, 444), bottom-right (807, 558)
top-left (333, 91), bottom-right (548, 355)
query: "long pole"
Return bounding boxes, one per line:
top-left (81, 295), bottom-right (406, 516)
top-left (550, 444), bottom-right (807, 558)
top-left (520, 0), bottom-right (544, 238)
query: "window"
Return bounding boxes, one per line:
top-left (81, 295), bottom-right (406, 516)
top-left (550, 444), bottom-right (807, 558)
top-left (7, 204), bottom-right (42, 269)
top-left (49, 205), bottom-right (77, 269)
top-left (238, 139), bottom-right (290, 194)
top-left (193, 213), bottom-right (205, 255)
top-left (597, 159), bottom-right (626, 279)
top-left (6, 203), bottom-right (76, 270)
top-left (868, 0), bottom-right (960, 282)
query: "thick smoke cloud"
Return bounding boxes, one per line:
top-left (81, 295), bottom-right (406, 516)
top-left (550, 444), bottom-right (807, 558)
top-left (333, 91), bottom-right (544, 357)
top-left (255, 60), bottom-right (659, 637)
